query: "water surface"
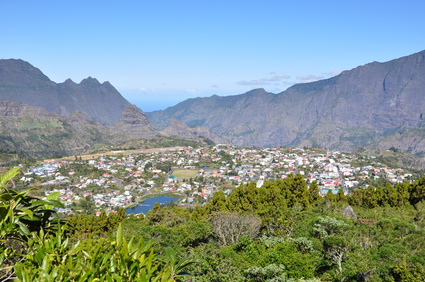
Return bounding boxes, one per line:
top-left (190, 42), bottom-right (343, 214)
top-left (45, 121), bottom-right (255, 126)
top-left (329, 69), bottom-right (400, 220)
top-left (125, 196), bottom-right (178, 215)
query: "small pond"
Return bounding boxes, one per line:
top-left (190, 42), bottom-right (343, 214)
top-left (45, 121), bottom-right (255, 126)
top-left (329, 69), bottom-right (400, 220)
top-left (125, 196), bottom-right (179, 215)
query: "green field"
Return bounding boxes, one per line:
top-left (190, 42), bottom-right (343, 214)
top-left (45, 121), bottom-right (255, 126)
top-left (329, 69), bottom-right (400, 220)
top-left (172, 169), bottom-right (198, 179)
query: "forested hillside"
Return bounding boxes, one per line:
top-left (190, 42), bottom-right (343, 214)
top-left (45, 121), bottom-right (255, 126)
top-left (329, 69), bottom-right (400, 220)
top-left (2, 168), bottom-right (425, 281)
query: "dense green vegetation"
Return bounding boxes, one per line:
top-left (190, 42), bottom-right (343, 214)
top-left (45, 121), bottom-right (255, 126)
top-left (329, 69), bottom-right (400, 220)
top-left (2, 168), bottom-right (425, 281)
top-left (0, 168), bottom-right (195, 281)
top-left (120, 174), bottom-right (425, 281)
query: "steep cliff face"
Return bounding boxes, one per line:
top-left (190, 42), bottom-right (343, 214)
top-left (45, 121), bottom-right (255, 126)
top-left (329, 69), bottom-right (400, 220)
top-left (0, 101), bottom-right (164, 158)
top-left (57, 77), bottom-right (129, 125)
top-left (0, 100), bottom-right (108, 157)
top-left (0, 60), bottom-right (231, 158)
top-left (0, 59), bottom-right (60, 113)
top-left (160, 118), bottom-right (228, 144)
top-left (0, 59), bottom-right (130, 125)
top-left (108, 105), bottom-right (160, 144)
top-left (147, 50), bottom-right (425, 155)
top-left (0, 99), bottom-right (59, 118)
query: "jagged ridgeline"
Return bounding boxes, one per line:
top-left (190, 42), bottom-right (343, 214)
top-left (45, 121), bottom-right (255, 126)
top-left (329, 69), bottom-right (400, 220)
top-left (0, 60), bottom-right (222, 159)
top-left (147, 50), bottom-right (425, 158)
top-left (0, 59), bottom-right (130, 126)
top-left (1, 50), bottom-right (425, 161)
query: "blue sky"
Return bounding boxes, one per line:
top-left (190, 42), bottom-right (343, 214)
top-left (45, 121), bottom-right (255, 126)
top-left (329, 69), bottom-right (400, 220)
top-left (1, 1), bottom-right (424, 111)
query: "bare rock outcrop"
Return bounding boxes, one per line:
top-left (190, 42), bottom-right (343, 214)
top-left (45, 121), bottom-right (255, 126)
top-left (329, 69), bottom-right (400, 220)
top-left (161, 118), bottom-right (228, 144)
top-left (147, 50), bottom-right (425, 158)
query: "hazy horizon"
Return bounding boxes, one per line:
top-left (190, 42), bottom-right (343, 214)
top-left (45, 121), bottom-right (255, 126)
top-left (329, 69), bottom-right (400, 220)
top-left (2, 0), bottom-right (424, 111)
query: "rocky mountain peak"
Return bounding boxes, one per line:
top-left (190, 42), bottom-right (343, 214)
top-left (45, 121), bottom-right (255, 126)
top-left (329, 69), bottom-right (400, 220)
top-left (0, 59), bottom-right (130, 126)
top-left (0, 59), bottom-right (52, 86)
top-left (119, 104), bottom-right (151, 126)
top-left (63, 78), bottom-right (76, 85)
top-left (148, 49), bottom-right (425, 158)
top-left (80, 76), bottom-right (100, 86)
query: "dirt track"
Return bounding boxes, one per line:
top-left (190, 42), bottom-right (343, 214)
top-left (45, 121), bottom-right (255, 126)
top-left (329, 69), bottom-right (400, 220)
top-left (61, 147), bottom-right (182, 161)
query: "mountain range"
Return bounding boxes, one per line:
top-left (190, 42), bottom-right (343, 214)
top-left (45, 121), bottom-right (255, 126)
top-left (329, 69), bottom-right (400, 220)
top-left (0, 50), bottom-right (424, 162)
top-left (147, 50), bottom-right (425, 158)
top-left (0, 60), bottom-right (223, 158)
top-left (0, 59), bottom-right (131, 126)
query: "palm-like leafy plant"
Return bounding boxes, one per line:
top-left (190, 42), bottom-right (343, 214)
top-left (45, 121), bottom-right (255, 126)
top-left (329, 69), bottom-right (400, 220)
top-left (15, 224), bottom-right (198, 281)
top-left (1, 167), bottom-right (197, 281)
top-left (0, 167), bottom-right (64, 280)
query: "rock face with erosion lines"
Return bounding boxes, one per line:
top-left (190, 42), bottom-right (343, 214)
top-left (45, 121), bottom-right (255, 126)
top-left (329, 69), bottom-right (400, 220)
top-left (0, 59), bottom-right (130, 125)
top-left (147, 50), bottom-right (425, 158)
top-left (0, 60), bottom-right (228, 158)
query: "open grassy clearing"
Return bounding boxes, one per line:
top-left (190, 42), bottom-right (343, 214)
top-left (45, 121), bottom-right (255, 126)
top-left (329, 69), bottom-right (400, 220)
top-left (172, 169), bottom-right (198, 179)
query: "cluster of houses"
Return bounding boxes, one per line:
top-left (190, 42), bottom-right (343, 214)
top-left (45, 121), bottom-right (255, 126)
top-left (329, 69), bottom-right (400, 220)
top-left (161, 146), bottom-right (414, 199)
top-left (18, 145), bottom-right (417, 214)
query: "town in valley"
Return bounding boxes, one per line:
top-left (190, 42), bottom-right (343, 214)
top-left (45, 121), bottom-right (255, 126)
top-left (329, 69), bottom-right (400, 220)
top-left (14, 145), bottom-right (421, 216)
